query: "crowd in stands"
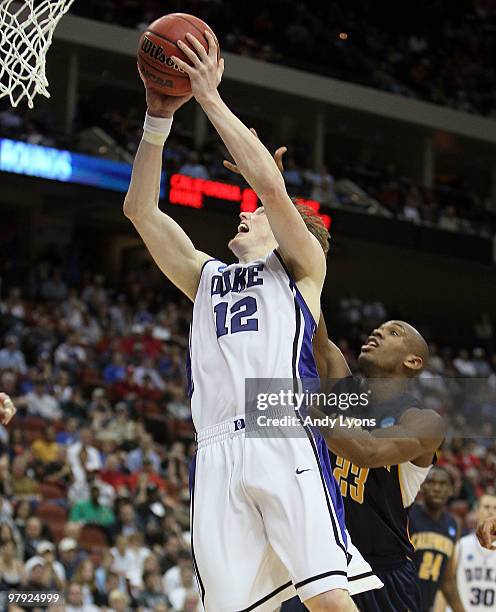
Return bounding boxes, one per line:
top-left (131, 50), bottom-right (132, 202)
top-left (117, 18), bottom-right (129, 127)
top-left (71, 0), bottom-right (496, 118)
top-left (1, 106), bottom-right (494, 239)
top-left (0, 252), bottom-right (495, 609)
top-left (0, 259), bottom-right (197, 611)
top-left (0, 6), bottom-right (493, 611)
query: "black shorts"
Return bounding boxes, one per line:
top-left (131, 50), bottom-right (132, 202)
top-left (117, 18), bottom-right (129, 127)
top-left (281, 558), bottom-right (420, 612)
top-left (280, 597), bottom-right (307, 611)
top-left (352, 558), bottom-right (421, 612)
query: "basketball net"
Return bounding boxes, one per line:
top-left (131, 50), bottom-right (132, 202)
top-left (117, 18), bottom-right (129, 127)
top-left (0, 0), bottom-right (75, 108)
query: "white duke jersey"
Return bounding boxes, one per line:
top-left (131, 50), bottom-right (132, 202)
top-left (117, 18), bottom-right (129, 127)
top-left (455, 533), bottom-right (496, 610)
top-left (187, 250), bottom-right (316, 431)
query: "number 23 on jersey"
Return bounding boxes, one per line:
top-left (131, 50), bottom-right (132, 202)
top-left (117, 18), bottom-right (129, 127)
top-left (333, 456), bottom-right (370, 504)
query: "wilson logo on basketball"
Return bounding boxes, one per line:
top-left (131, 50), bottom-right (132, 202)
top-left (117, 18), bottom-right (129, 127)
top-left (141, 36), bottom-right (186, 73)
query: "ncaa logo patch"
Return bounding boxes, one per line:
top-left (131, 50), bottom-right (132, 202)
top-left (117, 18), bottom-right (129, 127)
top-left (234, 418), bottom-right (245, 431)
top-left (218, 265), bottom-right (227, 273)
top-left (380, 417), bottom-right (396, 428)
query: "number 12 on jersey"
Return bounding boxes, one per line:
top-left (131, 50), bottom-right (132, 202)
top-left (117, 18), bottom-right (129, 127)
top-left (214, 297), bottom-right (258, 337)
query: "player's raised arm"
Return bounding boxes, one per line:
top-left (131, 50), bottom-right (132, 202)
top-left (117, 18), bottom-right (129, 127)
top-left (313, 313), bottom-right (352, 382)
top-left (172, 33), bottom-right (325, 286)
top-left (123, 85), bottom-right (210, 302)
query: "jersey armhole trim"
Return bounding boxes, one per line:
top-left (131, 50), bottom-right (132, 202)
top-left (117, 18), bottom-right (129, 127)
top-left (272, 249), bottom-right (317, 329)
top-left (399, 461), bottom-right (432, 508)
top-left (405, 460), bottom-right (433, 474)
top-left (195, 258), bottom-right (223, 294)
top-left (199, 257), bottom-right (221, 278)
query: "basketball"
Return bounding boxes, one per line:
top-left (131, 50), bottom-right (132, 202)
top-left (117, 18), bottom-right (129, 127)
top-left (137, 13), bottom-right (220, 96)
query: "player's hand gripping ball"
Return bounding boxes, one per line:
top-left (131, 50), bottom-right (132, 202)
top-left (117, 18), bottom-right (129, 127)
top-left (138, 13), bottom-right (220, 96)
top-left (0, 393), bottom-right (16, 425)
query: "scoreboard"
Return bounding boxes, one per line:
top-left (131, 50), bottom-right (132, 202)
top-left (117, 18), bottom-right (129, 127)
top-left (0, 138), bottom-right (331, 229)
top-left (169, 173), bottom-right (331, 228)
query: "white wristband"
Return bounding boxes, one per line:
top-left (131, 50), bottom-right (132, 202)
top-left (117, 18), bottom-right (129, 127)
top-left (143, 113), bottom-right (173, 146)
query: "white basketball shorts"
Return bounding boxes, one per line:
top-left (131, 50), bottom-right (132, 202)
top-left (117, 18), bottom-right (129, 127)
top-left (189, 415), bottom-right (382, 611)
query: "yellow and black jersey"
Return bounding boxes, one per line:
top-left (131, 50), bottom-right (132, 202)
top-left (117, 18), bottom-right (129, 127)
top-left (327, 378), bottom-right (432, 570)
top-left (409, 503), bottom-right (458, 611)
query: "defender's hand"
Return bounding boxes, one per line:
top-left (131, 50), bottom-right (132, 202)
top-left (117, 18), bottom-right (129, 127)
top-left (477, 517), bottom-right (496, 550)
top-left (0, 393), bottom-right (16, 425)
top-left (172, 31), bottom-right (224, 104)
top-left (138, 63), bottom-right (192, 118)
top-left (223, 128), bottom-right (287, 174)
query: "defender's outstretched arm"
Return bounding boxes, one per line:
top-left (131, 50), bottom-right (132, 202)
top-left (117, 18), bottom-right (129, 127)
top-left (313, 313), bottom-right (352, 382)
top-left (123, 90), bottom-right (210, 302)
top-left (173, 33), bottom-right (325, 286)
